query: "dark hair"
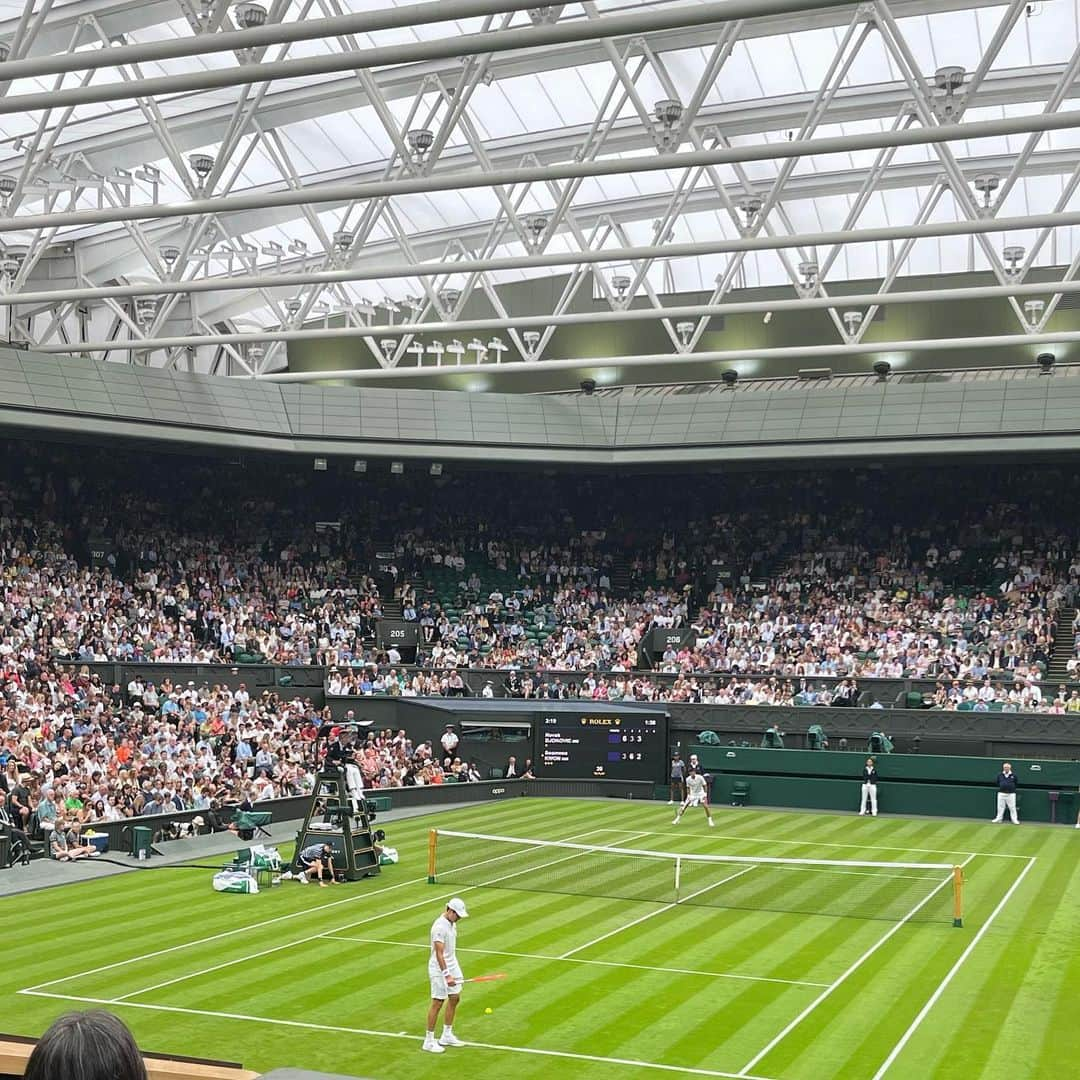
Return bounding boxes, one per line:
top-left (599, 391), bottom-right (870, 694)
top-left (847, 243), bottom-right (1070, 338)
top-left (26, 1011), bottom-right (148, 1080)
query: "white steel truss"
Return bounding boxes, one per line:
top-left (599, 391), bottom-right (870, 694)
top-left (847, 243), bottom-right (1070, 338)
top-left (0, 0), bottom-right (1076, 381)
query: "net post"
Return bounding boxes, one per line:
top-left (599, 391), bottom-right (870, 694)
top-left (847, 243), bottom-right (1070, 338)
top-left (952, 864), bottom-right (964, 927)
top-left (674, 855), bottom-right (682, 904)
top-left (428, 829), bottom-right (438, 885)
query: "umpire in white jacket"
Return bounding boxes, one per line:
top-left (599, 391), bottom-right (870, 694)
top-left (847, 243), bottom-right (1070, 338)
top-left (859, 757), bottom-right (879, 816)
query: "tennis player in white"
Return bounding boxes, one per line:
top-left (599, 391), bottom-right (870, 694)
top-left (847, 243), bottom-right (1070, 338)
top-left (423, 897), bottom-right (469, 1053)
top-left (672, 768), bottom-right (715, 827)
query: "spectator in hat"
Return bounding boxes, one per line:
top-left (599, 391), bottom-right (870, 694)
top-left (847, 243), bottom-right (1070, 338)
top-left (440, 726), bottom-right (459, 757)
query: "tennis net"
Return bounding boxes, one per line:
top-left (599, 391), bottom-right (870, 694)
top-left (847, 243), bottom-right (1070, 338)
top-left (428, 829), bottom-right (964, 926)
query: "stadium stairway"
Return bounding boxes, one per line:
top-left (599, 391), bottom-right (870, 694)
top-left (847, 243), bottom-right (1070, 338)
top-left (1048, 606), bottom-right (1077, 682)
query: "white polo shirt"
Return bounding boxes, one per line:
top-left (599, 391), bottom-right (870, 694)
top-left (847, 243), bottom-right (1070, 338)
top-left (429, 914), bottom-right (458, 973)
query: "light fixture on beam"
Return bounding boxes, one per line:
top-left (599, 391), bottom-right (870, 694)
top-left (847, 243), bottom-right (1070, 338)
top-left (379, 338), bottom-right (397, 361)
top-left (522, 329), bottom-right (541, 352)
top-left (159, 244), bottom-right (180, 268)
top-left (439, 287), bottom-right (461, 311)
top-left (430, 462), bottom-right (443, 476)
top-left (284, 297), bottom-right (303, 316)
top-left (332, 229), bottom-right (354, 253)
top-left (736, 195), bottom-right (763, 231)
top-left (1003, 244), bottom-right (1025, 276)
top-left (872, 359), bottom-right (891, 380)
top-left (973, 173), bottom-right (1000, 213)
top-left (797, 259), bottom-right (819, 295)
top-left (188, 153), bottom-right (214, 183)
top-left (353, 459), bottom-right (367, 473)
top-left (234, 2), bottom-right (267, 28)
top-left (611, 273), bottom-right (631, 301)
top-left (653, 98), bottom-right (682, 129)
top-left (842, 310), bottom-right (863, 337)
top-left (676, 321), bottom-right (694, 347)
top-left (1037, 351), bottom-right (1055, 374)
top-left (1024, 298), bottom-right (1045, 326)
top-left (313, 457), bottom-right (327, 471)
top-left (934, 65), bottom-right (966, 120)
top-left (0, 176), bottom-right (15, 208)
top-left (406, 128), bottom-right (435, 163)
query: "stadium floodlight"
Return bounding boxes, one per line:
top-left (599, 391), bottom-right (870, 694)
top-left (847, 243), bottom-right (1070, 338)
top-left (159, 244), bottom-right (180, 267)
top-left (522, 329), bottom-right (541, 350)
top-left (234, 2), bottom-right (267, 27)
top-left (332, 229), bottom-right (354, 253)
top-left (653, 98), bottom-right (682, 128)
top-left (284, 297), bottom-right (303, 316)
top-left (611, 273), bottom-right (631, 300)
top-left (736, 195), bottom-right (763, 229)
top-left (0, 176), bottom-right (15, 206)
top-left (439, 287), bottom-right (461, 310)
top-left (188, 153), bottom-right (214, 180)
top-left (973, 173), bottom-right (1000, 210)
top-left (406, 128), bottom-right (435, 162)
top-left (872, 359), bottom-right (891, 380)
top-left (580, 378), bottom-right (596, 395)
top-left (842, 310), bottom-right (864, 336)
top-left (1024, 299), bottom-right (1045, 325)
top-left (1037, 351), bottom-right (1055, 373)
top-left (676, 321), bottom-right (694, 347)
top-left (1003, 245), bottom-right (1025, 276)
top-left (526, 214), bottom-right (548, 242)
top-left (720, 368), bottom-right (738, 387)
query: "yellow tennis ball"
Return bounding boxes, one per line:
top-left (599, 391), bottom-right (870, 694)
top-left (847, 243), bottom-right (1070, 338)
top-left (484, 1007), bottom-right (493, 1014)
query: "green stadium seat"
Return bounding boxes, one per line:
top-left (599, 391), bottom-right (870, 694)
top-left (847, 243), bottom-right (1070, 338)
top-left (730, 780), bottom-right (751, 806)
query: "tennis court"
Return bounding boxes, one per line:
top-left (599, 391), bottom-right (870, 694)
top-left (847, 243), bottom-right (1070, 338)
top-left (6, 797), bottom-right (1073, 1080)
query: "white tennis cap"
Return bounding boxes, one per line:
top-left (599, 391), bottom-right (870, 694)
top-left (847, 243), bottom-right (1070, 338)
top-left (447, 897), bottom-right (469, 918)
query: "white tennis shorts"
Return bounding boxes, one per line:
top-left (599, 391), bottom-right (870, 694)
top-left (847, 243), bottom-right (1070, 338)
top-left (685, 794), bottom-right (706, 808)
top-left (429, 963), bottom-right (464, 1000)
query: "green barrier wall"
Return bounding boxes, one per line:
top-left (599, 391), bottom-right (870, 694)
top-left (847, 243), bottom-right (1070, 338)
top-left (691, 746), bottom-right (1080, 824)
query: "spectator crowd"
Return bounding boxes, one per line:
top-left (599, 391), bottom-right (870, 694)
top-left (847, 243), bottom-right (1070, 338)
top-left (2, 439), bottom-right (1080, 837)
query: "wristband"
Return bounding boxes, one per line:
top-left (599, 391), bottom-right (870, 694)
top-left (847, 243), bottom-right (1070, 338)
top-left (441, 969), bottom-right (451, 978)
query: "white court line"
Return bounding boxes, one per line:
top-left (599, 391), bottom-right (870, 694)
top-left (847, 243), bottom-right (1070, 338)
top-left (870, 856), bottom-right (1038, 1080)
top-left (737, 853), bottom-right (977, 1078)
top-left (321, 933), bottom-right (830, 988)
top-left (591, 827), bottom-right (1027, 860)
top-left (18, 990), bottom-right (779, 1080)
top-left (560, 866), bottom-right (757, 959)
top-left (107, 829), bottom-right (651, 1004)
top-left (20, 823), bottom-right (619, 996)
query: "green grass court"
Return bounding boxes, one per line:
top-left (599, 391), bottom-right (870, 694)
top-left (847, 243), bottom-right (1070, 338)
top-left (4, 798), bottom-right (1078, 1080)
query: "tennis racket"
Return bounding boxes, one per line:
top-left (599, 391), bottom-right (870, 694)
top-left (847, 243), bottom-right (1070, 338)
top-left (463, 973), bottom-right (507, 983)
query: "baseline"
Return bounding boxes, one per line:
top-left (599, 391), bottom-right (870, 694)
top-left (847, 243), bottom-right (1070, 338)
top-left (591, 827), bottom-right (1024, 860)
top-left (319, 932), bottom-right (829, 987)
top-left (870, 855), bottom-right (1038, 1079)
top-left (17, 990), bottom-right (778, 1080)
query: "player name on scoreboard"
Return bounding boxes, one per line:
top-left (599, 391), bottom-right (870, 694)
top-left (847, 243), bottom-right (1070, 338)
top-left (537, 712), bottom-right (667, 782)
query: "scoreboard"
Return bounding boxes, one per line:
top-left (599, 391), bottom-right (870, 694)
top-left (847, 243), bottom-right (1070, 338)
top-left (536, 712), bottom-right (668, 783)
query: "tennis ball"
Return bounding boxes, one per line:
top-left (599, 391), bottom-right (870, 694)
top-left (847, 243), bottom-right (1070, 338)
top-left (484, 1007), bottom-right (493, 1014)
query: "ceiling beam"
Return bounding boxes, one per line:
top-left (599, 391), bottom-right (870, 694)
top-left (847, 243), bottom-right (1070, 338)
top-left (27, 275), bottom-right (1080, 352)
top-left (0, 0), bottom-right (861, 116)
top-left (6, 106), bottom-right (1080, 234)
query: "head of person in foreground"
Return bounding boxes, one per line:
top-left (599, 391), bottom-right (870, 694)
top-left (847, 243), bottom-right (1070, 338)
top-left (26, 1010), bottom-right (148, 1080)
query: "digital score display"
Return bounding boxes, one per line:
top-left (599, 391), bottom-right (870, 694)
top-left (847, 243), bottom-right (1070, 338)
top-left (537, 713), bottom-right (668, 782)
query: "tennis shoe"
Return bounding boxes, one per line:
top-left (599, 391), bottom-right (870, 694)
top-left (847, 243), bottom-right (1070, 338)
top-left (439, 1033), bottom-right (466, 1047)
top-left (422, 1039), bottom-right (445, 1054)
top-left (708, 819), bottom-right (715, 828)
top-left (672, 816), bottom-right (679, 825)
